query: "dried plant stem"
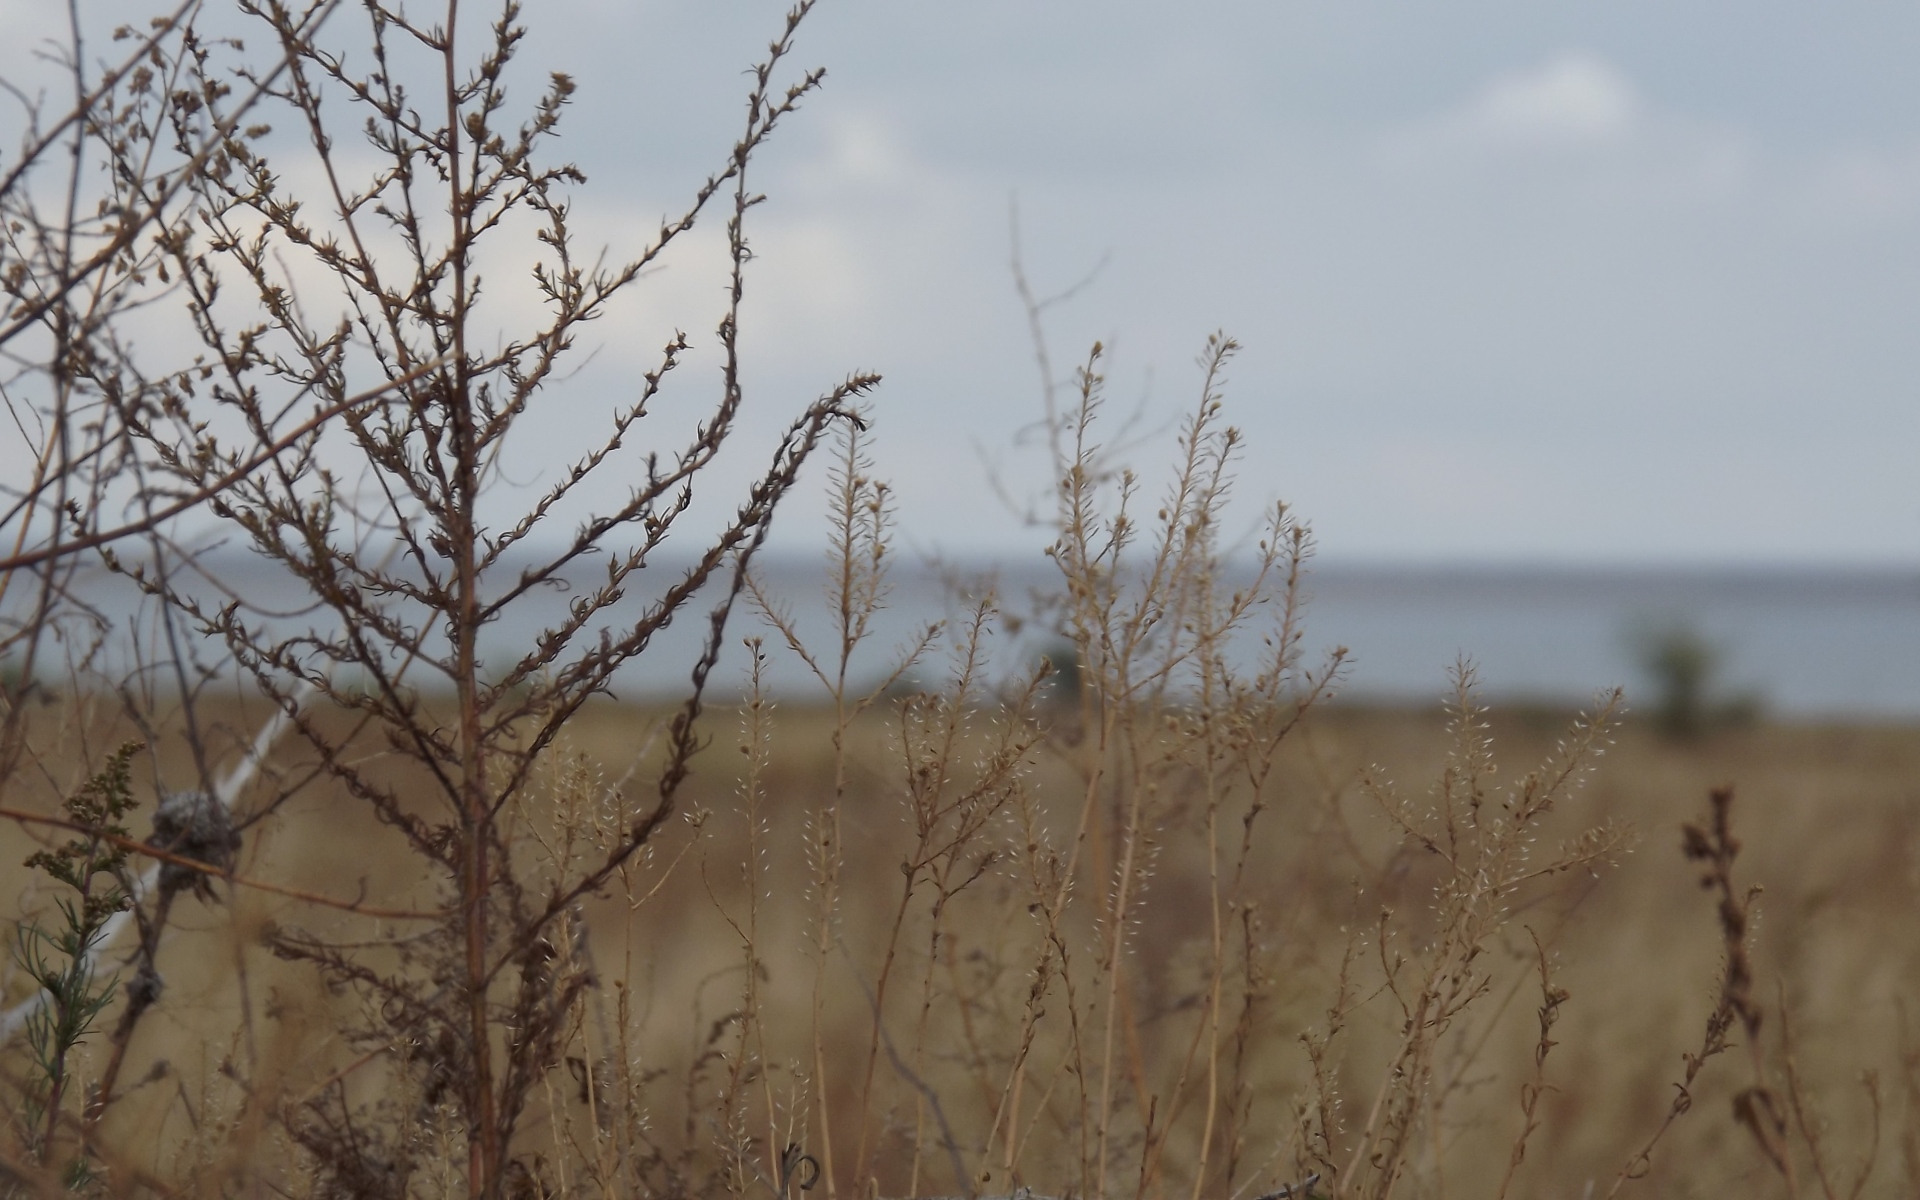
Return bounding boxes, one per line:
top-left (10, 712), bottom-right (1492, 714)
top-left (1611, 787), bottom-right (1764, 1196)
top-left (1493, 932), bottom-right (1568, 1200)
top-left (0, 805), bottom-right (445, 919)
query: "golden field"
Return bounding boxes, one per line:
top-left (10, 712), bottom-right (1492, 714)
top-left (6, 693), bottom-right (1915, 1199)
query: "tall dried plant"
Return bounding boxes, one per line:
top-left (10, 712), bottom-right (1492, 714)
top-left (4, 1), bottom-right (867, 1196)
top-left (1, 7), bottom-right (1901, 1200)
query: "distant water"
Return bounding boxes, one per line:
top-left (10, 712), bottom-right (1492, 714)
top-left (1298, 565), bottom-right (1920, 718)
top-left (16, 555), bottom-right (1920, 719)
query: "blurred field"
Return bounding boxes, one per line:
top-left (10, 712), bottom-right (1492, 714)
top-left (5, 696), bottom-right (1917, 1197)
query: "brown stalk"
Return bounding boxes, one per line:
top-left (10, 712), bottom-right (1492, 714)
top-left (1492, 931), bottom-right (1567, 1200)
top-left (0, 803), bottom-right (446, 919)
top-left (1610, 786), bottom-right (1766, 1196)
top-left (0, 359), bottom-right (446, 575)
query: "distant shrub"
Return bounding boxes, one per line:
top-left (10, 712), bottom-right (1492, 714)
top-left (1631, 621), bottom-right (1762, 739)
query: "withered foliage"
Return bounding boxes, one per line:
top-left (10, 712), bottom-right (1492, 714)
top-left (0, 6), bottom-right (1912, 1200)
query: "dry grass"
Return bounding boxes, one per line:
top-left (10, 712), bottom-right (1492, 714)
top-left (5, 319), bottom-right (1917, 1200)
top-left (9, 361), bottom-right (1920, 1197)
top-left (2, 3), bottom-right (1917, 1197)
top-left (6, 696), bottom-right (1919, 1197)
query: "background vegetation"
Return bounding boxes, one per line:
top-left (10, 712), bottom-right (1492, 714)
top-left (0, 3), bottom-right (1914, 1198)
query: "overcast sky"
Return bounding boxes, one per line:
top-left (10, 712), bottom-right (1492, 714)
top-left (14, 2), bottom-right (1920, 566)
top-left (567, 0), bottom-right (1920, 565)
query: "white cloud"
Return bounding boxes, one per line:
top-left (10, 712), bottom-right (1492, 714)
top-left (1367, 51), bottom-right (1758, 211)
top-left (804, 111), bottom-right (915, 189)
top-left (1465, 53), bottom-right (1640, 145)
top-left (1796, 141), bottom-right (1920, 222)
top-left (1375, 52), bottom-right (1654, 168)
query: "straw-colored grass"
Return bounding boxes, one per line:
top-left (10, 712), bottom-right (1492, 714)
top-left (2, 3), bottom-right (1914, 1196)
top-left (7, 696), bottom-right (1917, 1197)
